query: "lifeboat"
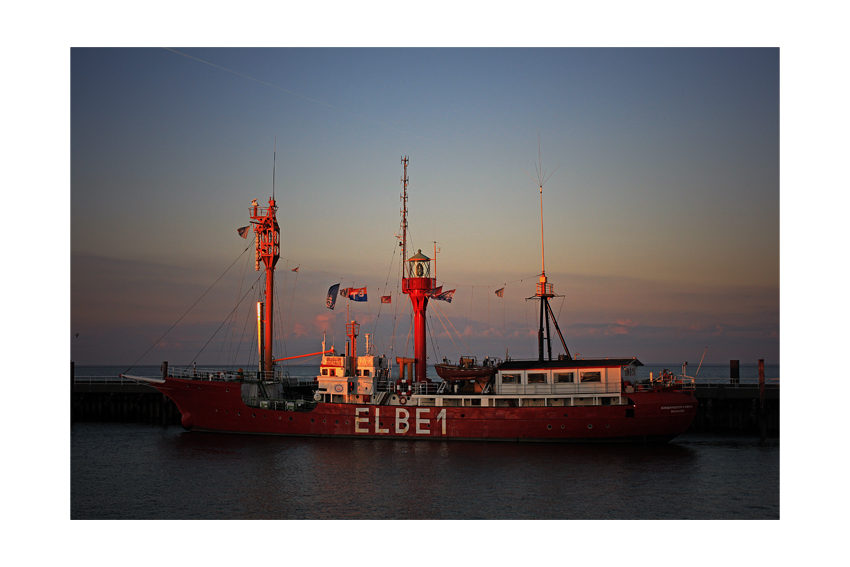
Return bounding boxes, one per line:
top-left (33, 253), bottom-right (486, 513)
top-left (434, 357), bottom-right (498, 380)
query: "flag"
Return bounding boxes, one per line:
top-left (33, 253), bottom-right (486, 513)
top-left (427, 286), bottom-right (443, 297)
top-left (339, 287), bottom-right (351, 297)
top-left (434, 289), bottom-right (455, 303)
top-left (349, 287), bottom-right (368, 302)
top-left (237, 226), bottom-right (251, 239)
top-left (381, 295), bottom-right (391, 304)
top-left (326, 284), bottom-right (340, 310)
top-left (292, 266), bottom-right (299, 272)
top-left (495, 287), bottom-right (505, 298)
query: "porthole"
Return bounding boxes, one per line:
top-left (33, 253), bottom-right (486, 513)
top-left (587, 424), bottom-right (592, 429)
top-left (238, 412), bottom-right (241, 416)
top-left (563, 413), bottom-right (569, 418)
top-left (547, 424), bottom-right (552, 430)
top-left (252, 413), bottom-right (256, 418)
top-left (226, 389), bottom-right (229, 393)
top-left (335, 420), bottom-right (339, 425)
top-left (311, 418), bottom-right (314, 423)
top-left (289, 417), bottom-right (293, 421)
top-left (561, 425), bottom-right (565, 429)
top-left (323, 419), bottom-right (326, 423)
top-left (606, 424), bottom-right (610, 428)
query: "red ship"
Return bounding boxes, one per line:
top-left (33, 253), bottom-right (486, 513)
top-left (123, 157), bottom-right (697, 442)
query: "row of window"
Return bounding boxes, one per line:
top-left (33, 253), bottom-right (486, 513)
top-left (320, 368), bottom-right (373, 377)
top-left (501, 371), bottom-right (602, 384)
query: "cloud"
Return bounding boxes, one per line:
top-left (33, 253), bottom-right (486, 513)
top-left (313, 312), bottom-right (335, 333)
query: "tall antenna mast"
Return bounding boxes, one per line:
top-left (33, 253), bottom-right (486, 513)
top-left (522, 133), bottom-right (561, 280)
top-left (522, 135), bottom-right (569, 362)
top-left (401, 156), bottom-right (409, 272)
top-left (272, 135), bottom-right (276, 200)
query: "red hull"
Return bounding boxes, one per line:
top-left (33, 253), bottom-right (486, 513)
top-left (155, 377), bottom-right (697, 442)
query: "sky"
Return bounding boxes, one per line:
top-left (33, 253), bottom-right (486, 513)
top-left (69, 47), bottom-right (781, 367)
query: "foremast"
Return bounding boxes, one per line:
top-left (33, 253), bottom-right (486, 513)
top-left (250, 197), bottom-right (280, 375)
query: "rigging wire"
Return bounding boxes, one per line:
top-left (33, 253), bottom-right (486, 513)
top-left (189, 273), bottom-right (264, 365)
top-left (426, 310), bottom-right (440, 363)
top-left (228, 235), bottom-right (254, 366)
top-left (286, 262), bottom-right (300, 362)
top-left (431, 300), bottom-right (469, 354)
top-left (430, 302), bottom-right (463, 359)
top-left (371, 240), bottom-right (398, 352)
top-left (234, 284), bottom-right (260, 369)
top-left (123, 243), bottom-right (253, 374)
top-left (275, 260), bottom-right (288, 362)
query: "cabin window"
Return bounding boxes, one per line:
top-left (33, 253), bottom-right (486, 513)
top-left (356, 369), bottom-right (362, 376)
top-left (322, 369), bottom-right (328, 376)
top-left (528, 373), bottom-right (547, 384)
top-left (580, 371), bottom-right (601, 382)
top-left (330, 369), bottom-right (336, 377)
top-left (555, 372), bottom-right (574, 383)
top-left (363, 369), bottom-right (371, 377)
top-left (501, 374), bottom-right (520, 384)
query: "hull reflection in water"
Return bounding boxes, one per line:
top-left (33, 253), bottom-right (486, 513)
top-left (71, 423), bottom-right (779, 519)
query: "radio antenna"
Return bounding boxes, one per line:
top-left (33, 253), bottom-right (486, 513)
top-left (521, 132), bottom-right (561, 277)
top-left (272, 134), bottom-right (276, 200)
top-left (522, 133), bottom-right (569, 362)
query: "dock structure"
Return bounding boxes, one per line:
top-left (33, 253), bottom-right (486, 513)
top-left (690, 383), bottom-right (779, 435)
top-left (72, 380), bottom-right (182, 425)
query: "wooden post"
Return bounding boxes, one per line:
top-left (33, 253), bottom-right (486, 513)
top-left (759, 359), bottom-right (766, 437)
top-left (730, 360), bottom-right (739, 384)
top-left (71, 361), bottom-right (75, 426)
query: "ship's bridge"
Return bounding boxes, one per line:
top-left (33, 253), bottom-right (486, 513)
top-left (495, 358), bottom-right (642, 403)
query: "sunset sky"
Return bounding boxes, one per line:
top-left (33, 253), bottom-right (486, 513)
top-left (69, 47), bottom-right (780, 368)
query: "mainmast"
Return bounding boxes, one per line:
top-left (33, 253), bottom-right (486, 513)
top-left (399, 157), bottom-right (435, 382)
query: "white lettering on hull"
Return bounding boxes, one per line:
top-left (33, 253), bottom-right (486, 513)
top-left (375, 407), bottom-right (390, 433)
top-left (395, 408), bottom-right (410, 433)
top-left (355, 407), bottom-right (369, 433)
top-left (660, 404), bottom-right (693, 414)
top-left (355, 407), bottom-right (447, 436)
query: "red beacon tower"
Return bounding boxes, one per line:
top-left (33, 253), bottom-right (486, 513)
top-left (250, 197), bottom-right (280, 376)
top-left (403, 249), bottom-right (435, 382)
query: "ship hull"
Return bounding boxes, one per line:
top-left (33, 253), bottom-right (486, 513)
top-left (154, 377), bottom-right (696, 443)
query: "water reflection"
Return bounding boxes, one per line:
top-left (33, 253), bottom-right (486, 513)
top-left (72, 424), bottom-right (778, 519)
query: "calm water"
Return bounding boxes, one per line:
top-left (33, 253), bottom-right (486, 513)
top-left (71, 423), bottom-right (778, 519)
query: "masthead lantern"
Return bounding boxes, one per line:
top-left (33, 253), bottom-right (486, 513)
top-left (407, 250), bottom-right (431, 279)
